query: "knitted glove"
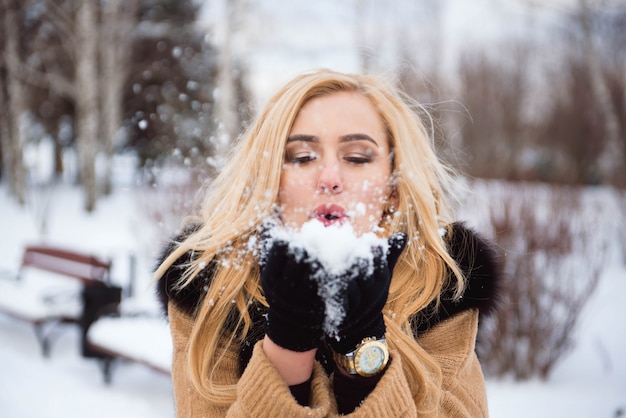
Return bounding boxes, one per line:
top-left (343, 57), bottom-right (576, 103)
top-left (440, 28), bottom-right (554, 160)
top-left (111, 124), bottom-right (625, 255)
top-left (327, 233), bottom-right (407, 354)
top-left (260, 239), bottom-right (326, 352)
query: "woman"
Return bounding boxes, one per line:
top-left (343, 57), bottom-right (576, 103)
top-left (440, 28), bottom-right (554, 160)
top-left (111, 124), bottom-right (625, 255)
top-left (155, 69), bottom-right (499, 417)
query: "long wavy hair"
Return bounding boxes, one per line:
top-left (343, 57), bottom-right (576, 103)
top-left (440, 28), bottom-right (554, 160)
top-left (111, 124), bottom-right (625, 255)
top-left (155, 69), bottom-right (465, 414)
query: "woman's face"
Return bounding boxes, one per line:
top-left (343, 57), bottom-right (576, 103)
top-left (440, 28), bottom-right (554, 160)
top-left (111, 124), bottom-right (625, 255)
top-left (278, 91), bottom-right (394, 235)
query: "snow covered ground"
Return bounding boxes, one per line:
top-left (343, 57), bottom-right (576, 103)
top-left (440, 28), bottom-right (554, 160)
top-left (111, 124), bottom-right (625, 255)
top-left (0, 183), bottom-right (175, 417)
top-left (0, 180), bottom-right (624, 417)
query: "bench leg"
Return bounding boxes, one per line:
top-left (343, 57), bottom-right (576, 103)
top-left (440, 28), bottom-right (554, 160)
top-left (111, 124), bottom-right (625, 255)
top-left (33, 320), bottom-right (68, 357)
top-left (100, 357), bottom-right (115, 384)
top-left (33, 322), bottom-right (52, 357)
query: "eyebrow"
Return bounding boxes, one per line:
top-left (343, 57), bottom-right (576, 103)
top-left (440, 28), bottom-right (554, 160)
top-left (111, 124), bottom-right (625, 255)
top-left (286, 134), bottom-right (318, 144)
top-left (286, 133), bottom-right (379, 146)
top-left (341, 133), bottom-right (379, 146)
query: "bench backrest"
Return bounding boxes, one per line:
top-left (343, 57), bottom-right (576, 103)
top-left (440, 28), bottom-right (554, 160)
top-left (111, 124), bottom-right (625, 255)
top-left (21, 245), bottom-right (112, 285)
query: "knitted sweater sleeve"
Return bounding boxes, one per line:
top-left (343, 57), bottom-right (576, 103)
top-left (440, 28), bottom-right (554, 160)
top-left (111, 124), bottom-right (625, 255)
top-left (168, 301), bottom-right (332, 417)
top-left (226, 342), bottom-right (331, 417)
top-left (417, 309), bottom-right (489, 417)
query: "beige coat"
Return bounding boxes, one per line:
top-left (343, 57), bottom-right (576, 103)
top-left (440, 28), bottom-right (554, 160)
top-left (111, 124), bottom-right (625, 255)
top-left (168, 302), bottom-right (489, 417)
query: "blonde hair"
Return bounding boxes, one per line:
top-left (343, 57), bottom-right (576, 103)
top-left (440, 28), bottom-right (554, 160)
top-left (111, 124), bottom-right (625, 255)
top-left (155, 69), bottom-right (465, 413)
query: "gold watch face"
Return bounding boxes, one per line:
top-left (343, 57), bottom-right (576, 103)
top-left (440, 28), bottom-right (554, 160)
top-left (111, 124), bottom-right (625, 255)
top-left (354, 340), bottom-right (389, 377)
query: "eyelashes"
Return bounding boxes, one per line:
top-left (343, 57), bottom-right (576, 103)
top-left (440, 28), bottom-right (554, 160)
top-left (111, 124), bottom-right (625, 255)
top-left (284, 150), bottom-right (375, 165)
top-left (343, 155), bottom-right (373, 164)
top-left (285, 151), bottom-right (317, 165)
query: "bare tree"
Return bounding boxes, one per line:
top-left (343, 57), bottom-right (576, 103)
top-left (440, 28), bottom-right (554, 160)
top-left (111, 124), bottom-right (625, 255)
top-left (578, 0), bottom-right (621, 154)
top-left (99, 0), bottom-right (139, 195)
top-left (74, 0), bottom-right (99, 211)
top-left (539, 53), bottom-right (607, 184)
top-left (10, 0), bottom-right (139, 210)
top-left (213, 0), bottom-right (247, 163)
top-left (354, 0), bottom-right (377, 72)
top-left (2, 0), bottom-right (99, 210)
top-left (519, 0), bottom-right (626, 186)
top-left (591, 4), bottom-right (626, 187)
top-left (457, 43), bottom-right (533, 180)
top-left (0, 73), bottom-right (8, 181)
top-left (2, 0), bottom-right (231, 211)
top-left (0, 0), bottom-right (27, 204)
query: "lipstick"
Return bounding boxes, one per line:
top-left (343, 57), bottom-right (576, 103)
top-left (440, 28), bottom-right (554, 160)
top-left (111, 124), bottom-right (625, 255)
top-left (313, 204), bottom-right (347, 227)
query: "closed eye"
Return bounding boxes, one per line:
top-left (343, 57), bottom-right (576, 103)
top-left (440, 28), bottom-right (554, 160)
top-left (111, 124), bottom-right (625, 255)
top-left (285, 151), bottom-right (317, 165)
top-left (344, 154), bottom-right (372, 164)
top-left (343, 147), bottom-right (375, 165)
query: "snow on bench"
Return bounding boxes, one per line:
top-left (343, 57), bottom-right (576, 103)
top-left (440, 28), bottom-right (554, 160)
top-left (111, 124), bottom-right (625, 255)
top-left (0, 271), bottom-right (83, 323)
top-left (86, 316), bottom-right (172, 383)
top-left (0, 245), bottom-right (121, 357)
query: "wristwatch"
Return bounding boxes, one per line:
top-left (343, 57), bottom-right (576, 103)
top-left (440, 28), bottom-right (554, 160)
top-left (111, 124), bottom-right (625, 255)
top-left (333, 337), bottom-right (389, 377)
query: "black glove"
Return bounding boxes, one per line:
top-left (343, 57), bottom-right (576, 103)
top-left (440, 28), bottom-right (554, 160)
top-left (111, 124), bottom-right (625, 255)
top-left (260, 240), bottom-right (326, 352)
top-left (327, 233), bottom-right (407, 354)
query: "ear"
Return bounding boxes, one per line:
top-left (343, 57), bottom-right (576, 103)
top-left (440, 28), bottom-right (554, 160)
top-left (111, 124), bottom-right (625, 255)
top-left (428, 187), bottom-right (444, 216)
top-left (389, 193), bottom-right (399, 207)
top-left (386, 187), bottom-right (399, 210)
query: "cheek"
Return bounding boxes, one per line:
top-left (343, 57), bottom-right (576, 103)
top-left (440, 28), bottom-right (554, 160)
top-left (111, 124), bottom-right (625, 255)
top-left (347, 180), bottom-right (390, 225)
top-left (356, 176), bottom-right (392, 204)
top-left (349, 183), bottom-right (390, 235)
top-left (278, 170), bottom-right (312, 217)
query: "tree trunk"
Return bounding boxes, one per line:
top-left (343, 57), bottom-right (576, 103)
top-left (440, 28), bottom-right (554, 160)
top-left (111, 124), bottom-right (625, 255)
top-left (579, 0), bottom-right (622, 182)
top-left (75, 0), bottom-right (99, 212)
top-left (0, 71), bottom-right (13, 186)
top-left (355, 0), bottom-right (375, 73)
top-left (2, 0), bottom-right (26, 205)
top-left (99, 0), bottom-right (138, 195)
top-left (215, 0), bottom-right (240, 161)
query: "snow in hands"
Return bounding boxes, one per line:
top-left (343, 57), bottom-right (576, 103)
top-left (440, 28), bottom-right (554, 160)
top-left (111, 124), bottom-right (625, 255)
top-left (268, 219), bottom-right (388, 338)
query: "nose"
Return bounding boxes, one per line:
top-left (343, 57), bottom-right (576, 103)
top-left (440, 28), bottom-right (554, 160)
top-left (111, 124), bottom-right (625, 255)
top-left (318, 161), bottom-right (343, 194)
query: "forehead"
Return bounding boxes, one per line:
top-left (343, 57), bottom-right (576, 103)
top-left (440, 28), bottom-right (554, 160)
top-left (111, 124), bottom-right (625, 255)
top-left (291, 91), bottom-right (385, 134)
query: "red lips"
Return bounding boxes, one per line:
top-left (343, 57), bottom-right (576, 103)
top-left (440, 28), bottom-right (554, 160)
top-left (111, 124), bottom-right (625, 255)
top-left (313, 204), bottom-right (346, 227)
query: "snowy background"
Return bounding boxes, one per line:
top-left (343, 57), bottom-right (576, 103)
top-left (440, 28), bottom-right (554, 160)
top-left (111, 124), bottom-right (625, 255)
top-left (1, 0), bottom-right (625, 416)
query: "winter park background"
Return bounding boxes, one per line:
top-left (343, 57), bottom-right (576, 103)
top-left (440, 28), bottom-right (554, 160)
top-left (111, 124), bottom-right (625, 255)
top-left (1, 0), bottom-right (626, 417)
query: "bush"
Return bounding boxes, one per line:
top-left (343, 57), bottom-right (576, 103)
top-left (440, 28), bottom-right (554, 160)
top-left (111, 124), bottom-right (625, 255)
top-left (459, 181), bottom-right (616, 380)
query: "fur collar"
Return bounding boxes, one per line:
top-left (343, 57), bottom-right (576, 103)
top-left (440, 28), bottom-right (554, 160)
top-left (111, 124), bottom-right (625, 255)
top-left (411, 222), bottom-right (501, 334)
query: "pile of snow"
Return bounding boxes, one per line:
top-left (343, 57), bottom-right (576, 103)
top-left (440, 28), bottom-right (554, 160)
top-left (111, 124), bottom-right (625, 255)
top-left (271, 220), bottom-right (386, 275)
top-left (269, 220), bottom-right (387, 337)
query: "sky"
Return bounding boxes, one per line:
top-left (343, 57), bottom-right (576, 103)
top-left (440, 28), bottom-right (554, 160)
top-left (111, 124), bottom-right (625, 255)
top-left (199, 0), bottom-right (572, 104)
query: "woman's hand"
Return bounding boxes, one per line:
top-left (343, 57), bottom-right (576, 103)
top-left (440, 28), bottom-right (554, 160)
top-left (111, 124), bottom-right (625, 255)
top-left (327, 233), bottom-right (407, 354)
top-left (260, 239), bottom-right (326, 352)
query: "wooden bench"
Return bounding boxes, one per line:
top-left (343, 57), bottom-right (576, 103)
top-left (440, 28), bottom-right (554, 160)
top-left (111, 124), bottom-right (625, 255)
top-left (0, 245), bottom-right (122, 357)
top-left (19, 245), bottom-right (112, 283)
